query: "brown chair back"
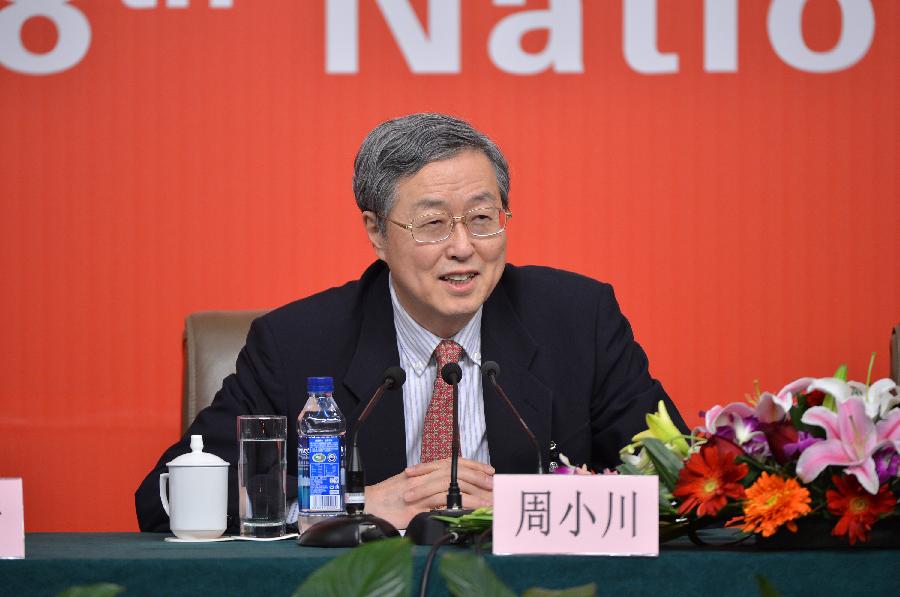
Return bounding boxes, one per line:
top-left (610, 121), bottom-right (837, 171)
top-left (892, 324), bottom-right (900, 385)
top-left (182, 310), bottom-right (266, 433)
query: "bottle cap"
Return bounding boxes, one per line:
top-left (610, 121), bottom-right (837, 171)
top-left (307, 376), bottom-right (334, 393)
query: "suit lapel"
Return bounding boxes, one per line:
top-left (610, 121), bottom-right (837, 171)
top-left (341, 264), bottom-right (407, 484)
top-left (340, 264), bottom-right (554, 480)
top-left (481, 272), bottom-right (553, 473)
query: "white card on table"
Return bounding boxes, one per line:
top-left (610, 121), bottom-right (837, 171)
top-left (492, 474), bottom-right (659, 556)
top-left (0, 478), bottom-right (25, 559)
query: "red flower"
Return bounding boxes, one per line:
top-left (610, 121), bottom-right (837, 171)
top-left (704, 434), bottom-right (744, 461)
top-left (673, 445), bottom-right (749, 517)
top-left (826, 474), bottom-right (896, 545)
top-left (762, 421), bottom-right (798, 465)
top-left (802, 390), bottom-right (826, 408)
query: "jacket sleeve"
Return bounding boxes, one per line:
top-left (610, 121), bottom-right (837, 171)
top-left (134, 316), bottom-right (289, 532)
top-left (589, 284), bottom-right (688, 470)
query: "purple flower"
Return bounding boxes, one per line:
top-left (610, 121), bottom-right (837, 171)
top-left (715, 419), bottom-right (770, 459)
top-left (738, 424), bottom-right (771, 459)
top-left (554, 453), bottom-right (595, 475)
top-left (873, 446), bottom-right (900, 485)
top-left (705, 404), bottom-right (771, 459)
top-left (782, 431), bottom-right (819, 460)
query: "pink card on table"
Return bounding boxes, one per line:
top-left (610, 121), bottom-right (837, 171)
top-left (0, 478), bottom-right (25, 559)
top-left (492, 474), bottom-right (658, 556)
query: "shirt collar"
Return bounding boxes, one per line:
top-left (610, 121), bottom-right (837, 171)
top-left (389, 274), bottom-right (482, 376)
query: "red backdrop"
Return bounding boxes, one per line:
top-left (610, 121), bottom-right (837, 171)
top-left (1, 0), bottom-right (897, 531)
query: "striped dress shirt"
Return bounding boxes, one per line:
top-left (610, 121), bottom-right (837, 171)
top-left (389, 276), bottom-right (491, 467)
top-left (288, 278), bottom-right (491, 524)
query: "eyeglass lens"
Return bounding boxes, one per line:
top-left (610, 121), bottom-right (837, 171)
top-left (410, 208), bottom-right (507, 242)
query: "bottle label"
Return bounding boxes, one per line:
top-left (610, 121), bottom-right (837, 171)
top-left (345, 493), bottom-right (364, 504)
top-left (308, 435), bottom-right (343, 511)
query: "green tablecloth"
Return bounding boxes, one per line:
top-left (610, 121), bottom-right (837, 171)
top-left (3, 533), bottom-right (898, 596)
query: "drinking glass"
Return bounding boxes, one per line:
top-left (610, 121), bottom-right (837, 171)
top-left (237, 415), bottom-right (287, 538)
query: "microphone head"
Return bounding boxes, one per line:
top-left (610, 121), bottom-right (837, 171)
top-left (440, 362), bottom-right (462, 385)
top-left (481, 361), bottom-right (501, 379)
top-left (383, 366), bottom-right (406, 389)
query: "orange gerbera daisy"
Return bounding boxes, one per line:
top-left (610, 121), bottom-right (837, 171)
top-left (673, 444), bottom-right (748, 517)
top-left (826, 474), bottom-right (896, 545)
top-left (730, 472), bottom-right (811, 537)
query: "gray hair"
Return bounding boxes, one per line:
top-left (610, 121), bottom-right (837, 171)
top-left (353, 113), bottom-right (510, 232)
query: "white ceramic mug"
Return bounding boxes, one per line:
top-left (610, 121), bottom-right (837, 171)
top-left (159, 435), bottom-right (229, 540)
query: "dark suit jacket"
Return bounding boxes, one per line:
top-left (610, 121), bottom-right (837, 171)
top-left (135, 261), bottom-right (685, 532)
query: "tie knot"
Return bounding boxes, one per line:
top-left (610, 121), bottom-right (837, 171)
top-left (434, 339), bottom-right (463, 368)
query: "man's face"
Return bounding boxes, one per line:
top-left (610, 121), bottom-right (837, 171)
top-left (363, 149), bottom-right (507, 338)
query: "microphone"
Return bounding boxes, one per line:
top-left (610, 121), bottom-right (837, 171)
top-left (298, 366), bottom-right (406, 547)
top-left (441, 362), bottom-right (463, 510)
top-left (441, 362), bottom-right (462, 384)
top-left (407, 361), bottom-right (471, 545)
top-left (481, 361), bottom-right (543, 474)
top-left (346, 366), bottom-right (406, 514)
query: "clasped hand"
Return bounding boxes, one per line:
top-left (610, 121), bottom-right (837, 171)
top-left (364, 458), bottom-right (494, 529)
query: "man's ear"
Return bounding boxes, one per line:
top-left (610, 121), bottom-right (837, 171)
top-left (362, 211), bottom-right (387, 261)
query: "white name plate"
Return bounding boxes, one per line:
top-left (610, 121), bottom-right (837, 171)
top-left (0, 478), bottom-right (24, 559)
top-left (492, 474), bottom-right (658, 556)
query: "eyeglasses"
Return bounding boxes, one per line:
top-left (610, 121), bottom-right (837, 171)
top-left (385, 207), bottom-right (512, 244)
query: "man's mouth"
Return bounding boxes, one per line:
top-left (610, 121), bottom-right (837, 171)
top-left (439, 272), bottom-right (478, 286)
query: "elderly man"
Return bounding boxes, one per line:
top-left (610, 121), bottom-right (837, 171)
top-left (136, 113), bottom-right (685, 531)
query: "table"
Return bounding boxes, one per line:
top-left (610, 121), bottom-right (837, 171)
top-left (3, 533), bottom-right (898, 596)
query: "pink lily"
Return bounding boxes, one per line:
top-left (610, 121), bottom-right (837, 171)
top-left (704, 377), bottom-right (813, 433)
top-left (731, 378), bottom-right (810, 426)
top-left (877, 409), bottom-right (900, 453)
top-left (775, 377), bottom-right (815, 410)
top-left (797, 397), bottom-right (887, 494)
top-left (805, 377), bottom-right (852, 403)
top-left (755, 391), bottom-right (793, 424)
top-left (806, 377), bottom-right (899, 419)
top-left (705, 380), bottom-right (801, 432)
top-left (851, 378), bottom-right (899, 419)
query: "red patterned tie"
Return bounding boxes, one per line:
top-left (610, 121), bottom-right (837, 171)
top-left (420, 339), bottom-right (463, 463)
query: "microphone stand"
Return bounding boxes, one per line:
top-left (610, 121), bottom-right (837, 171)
top-left (297, 368), bottom-right (405, 547)
top-left (446, 366), bottom-right (463, 509)
top-left (407, 363), bottom-right (473, 545)
top-left (483, 361), bottom-right (543, 474)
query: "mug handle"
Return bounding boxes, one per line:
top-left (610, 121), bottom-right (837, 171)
top-left (159, 472), bottom-right (170, 517)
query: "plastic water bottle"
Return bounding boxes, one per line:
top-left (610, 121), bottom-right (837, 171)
top-left (297, 376), bottom-right (346, 531)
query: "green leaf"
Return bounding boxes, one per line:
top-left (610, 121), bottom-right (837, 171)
top-left (823, 364), bottom-right (848, 411)
top-left (523, 583), bottom-right (598, 597)
top-left (658, 491), bottom-right (678, 516)
top-left (735, 454), bottom-right (777, 476)
top-left (616, 461), bottom-right (643, 476)
top-left (755, 574), bottom-right (783, 597)
top-left (641, 438), bottom-right (684, 492)
top-left (57, 584), bottom-right (125, 597)
top-left (659, 519), bottom-right (690, 543)
top-left (292, 537), bottom-right (412, 597)
top-left (438, 551), bottom-right (516, 597)
top-left (432, 507), bottom-right (494, 535)
top-left (833, 364), bottom-right (848, 381)
top-left (789, 395), bottom-right (806, 429)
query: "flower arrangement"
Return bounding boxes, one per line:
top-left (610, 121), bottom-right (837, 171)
top-left (619, 361), bottom-right (900, 545)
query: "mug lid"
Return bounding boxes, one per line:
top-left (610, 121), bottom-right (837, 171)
top-left (166, 435), bottom-right (229, 467)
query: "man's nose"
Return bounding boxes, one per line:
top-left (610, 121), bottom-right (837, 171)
top-left (444, 220), bottom-right (475, 259)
